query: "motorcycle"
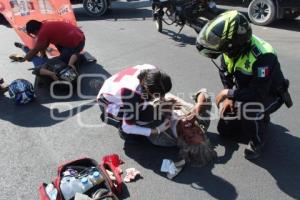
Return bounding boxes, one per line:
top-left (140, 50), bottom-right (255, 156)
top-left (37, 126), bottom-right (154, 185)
top-left (152, 0), bottom-right (218, 35)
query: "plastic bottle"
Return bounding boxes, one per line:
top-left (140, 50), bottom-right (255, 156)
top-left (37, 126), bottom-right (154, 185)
top-left (89, 171), bottom-right (104, 186)
top-left (45, 183), bottom-right (58, 200)
top-left (70, 177), bottom-right (83, 195)
top-left (80, 177), bottom-right (93, 193)
top-left (60, 178), bottom-right (73, 200)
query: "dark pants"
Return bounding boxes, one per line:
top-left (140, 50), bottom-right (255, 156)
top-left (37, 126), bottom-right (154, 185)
top-left (218, 95), bottom-right (283, 146)
top-left (98, 96), bottom-right (122, 128)
top-left (98, 95), bottom-right (167, 144)
top-left (56, 39), bottom-right (85, 64)
top-left (98, 94), bottom-right (165, 128)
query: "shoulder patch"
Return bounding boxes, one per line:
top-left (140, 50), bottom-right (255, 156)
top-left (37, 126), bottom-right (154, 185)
top-left (257, 67), bottom-right (270, 77)
top-left (252, 46), bottom-right (262, 58)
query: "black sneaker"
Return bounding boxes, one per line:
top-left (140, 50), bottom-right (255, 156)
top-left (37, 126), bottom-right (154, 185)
top-left (244, 141), bottom-right (264, 160)
top-left (14, 42), bottom-right (26, 50)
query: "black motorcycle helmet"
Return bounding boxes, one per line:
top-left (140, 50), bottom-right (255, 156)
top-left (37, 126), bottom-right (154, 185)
top-left (196, 10), bottom-right (252, 59)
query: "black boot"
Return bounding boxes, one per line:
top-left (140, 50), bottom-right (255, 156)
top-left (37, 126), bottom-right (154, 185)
top-left (14, 42), bottom-right (27, 50)
top-left (244, 141), bottom-right (264, 160)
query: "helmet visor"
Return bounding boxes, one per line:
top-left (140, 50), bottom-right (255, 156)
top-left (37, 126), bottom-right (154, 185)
top-left (196, 42), bottom-right (221, 59)
top-left (197, 24), bottom-right (222, 50)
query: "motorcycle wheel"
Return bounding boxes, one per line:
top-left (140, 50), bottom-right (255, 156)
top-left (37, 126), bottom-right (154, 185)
top-left (191, 18), bottom-right (208, 34)
top-left (156, 15), bottom-right (163, 33)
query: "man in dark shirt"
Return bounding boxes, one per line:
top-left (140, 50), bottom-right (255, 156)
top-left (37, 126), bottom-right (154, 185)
top-left (22, 20), bottom-right (85, 71)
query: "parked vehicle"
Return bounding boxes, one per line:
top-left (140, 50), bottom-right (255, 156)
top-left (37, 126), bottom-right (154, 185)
top-left (152, 0), bottom-right (218, 35)
top-left (71, 0), bottom-right (111, 17)
top-left (0, 0), bottom-right (111, 25)
top-left (216, 0), bottom-right (300, 25)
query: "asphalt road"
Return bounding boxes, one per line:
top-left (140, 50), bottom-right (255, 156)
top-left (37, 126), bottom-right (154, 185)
top-left (0, 2), bottom-right (300, 200)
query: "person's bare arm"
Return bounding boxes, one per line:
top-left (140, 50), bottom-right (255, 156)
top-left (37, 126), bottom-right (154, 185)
top-left (194, 93), bottom-right (207, 114)
top-left (23, 42), bottom-right (47, 61)
top-left (68, 54), bottom-right (79, 74)
top-left (39, 68), bottom-right (58, 81)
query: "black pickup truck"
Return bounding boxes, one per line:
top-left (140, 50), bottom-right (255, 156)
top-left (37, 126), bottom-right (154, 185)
top-left (216, 0), bottom-right (300, 25)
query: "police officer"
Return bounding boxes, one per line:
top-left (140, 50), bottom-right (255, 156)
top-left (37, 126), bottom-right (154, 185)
top-left (195, 10), bottom-right (292, 160)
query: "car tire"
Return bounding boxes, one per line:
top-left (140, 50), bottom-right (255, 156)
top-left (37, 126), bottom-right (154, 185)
top-left (83, 0), bottom-right (108, 17)
top-left (248, 0), bottom-right (276, 26)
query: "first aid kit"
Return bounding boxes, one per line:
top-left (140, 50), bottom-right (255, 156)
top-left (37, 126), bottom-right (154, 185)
top-left (39, 156), bottom-right (123, 200)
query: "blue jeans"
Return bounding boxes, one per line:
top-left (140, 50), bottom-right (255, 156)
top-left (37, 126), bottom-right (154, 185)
top-left (23, 47), bottom-right (47, 69)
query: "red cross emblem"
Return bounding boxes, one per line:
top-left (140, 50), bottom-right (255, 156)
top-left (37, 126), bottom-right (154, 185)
top-left (113, 67), bottom-right (138, 82)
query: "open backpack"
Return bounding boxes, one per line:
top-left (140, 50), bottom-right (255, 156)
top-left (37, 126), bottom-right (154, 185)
top-left (39, 157), bottom-right (123, 200)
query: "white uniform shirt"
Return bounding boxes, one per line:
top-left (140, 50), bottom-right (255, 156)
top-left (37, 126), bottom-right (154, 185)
top-left (97, 64), bottom-right (156, 136)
